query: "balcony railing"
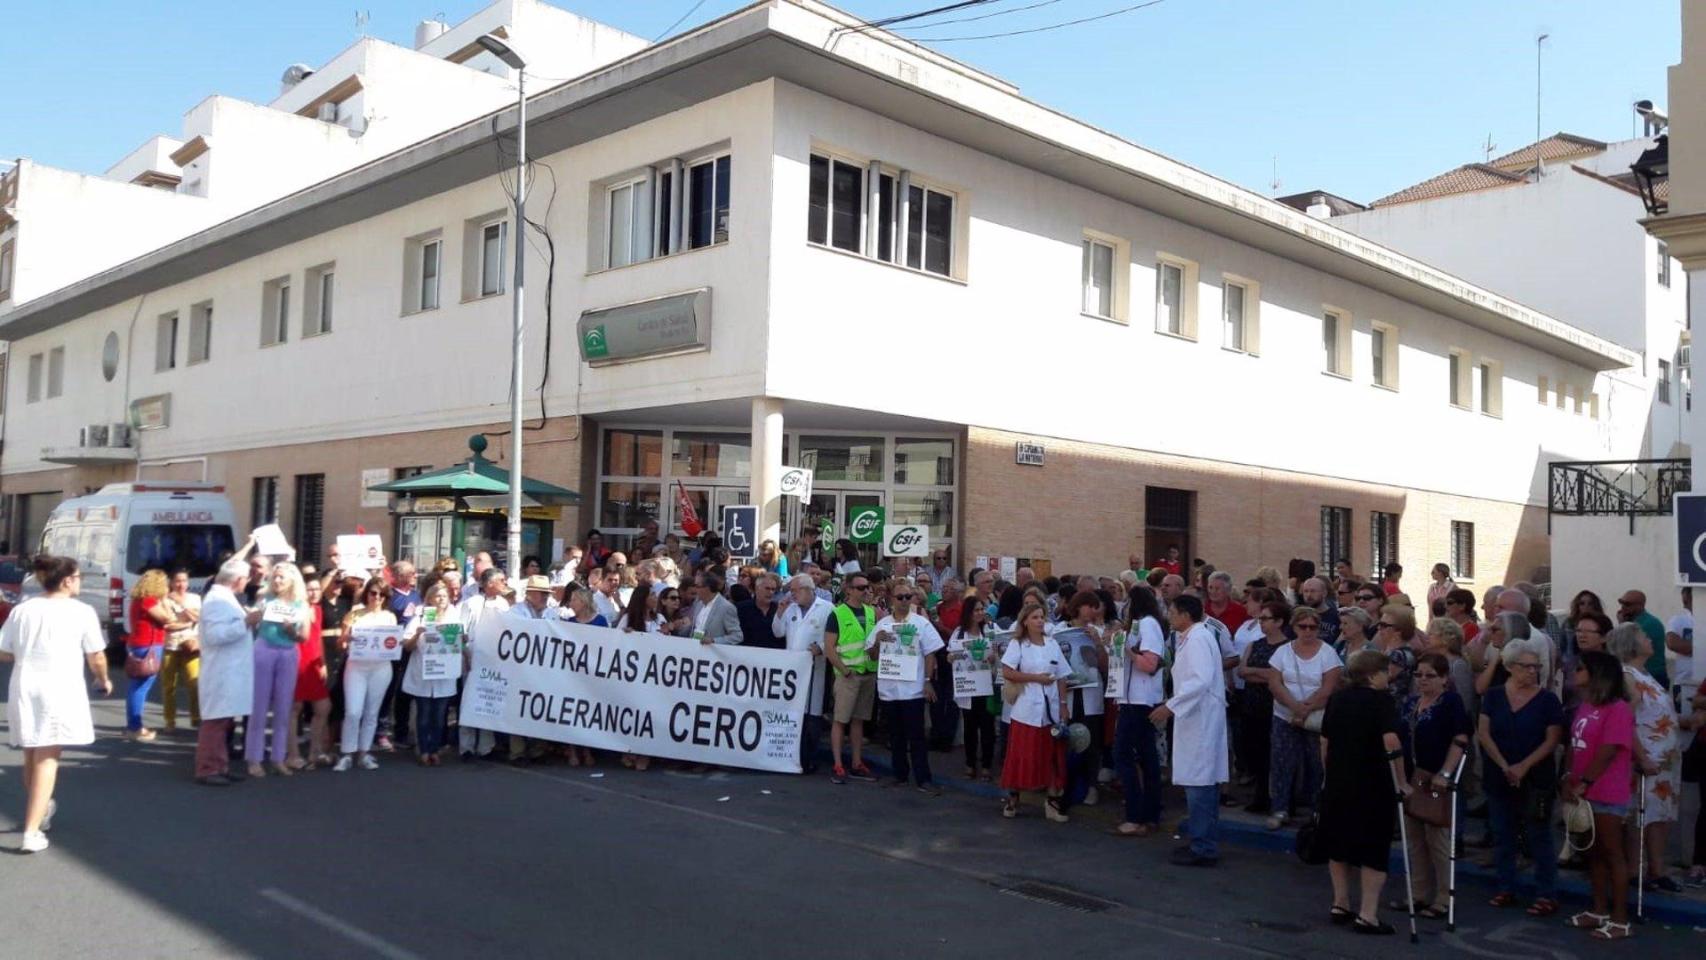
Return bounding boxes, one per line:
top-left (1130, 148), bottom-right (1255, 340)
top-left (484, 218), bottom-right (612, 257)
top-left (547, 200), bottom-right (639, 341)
top-left (1548, 459), bottom-right (1690, 527)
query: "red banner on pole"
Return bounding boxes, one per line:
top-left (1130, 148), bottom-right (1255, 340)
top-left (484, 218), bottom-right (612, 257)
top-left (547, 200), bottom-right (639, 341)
top-left (675, 481), bottom-right (704, 537)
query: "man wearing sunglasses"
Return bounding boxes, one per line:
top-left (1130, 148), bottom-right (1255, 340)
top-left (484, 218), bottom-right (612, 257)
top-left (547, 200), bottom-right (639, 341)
top-left (872, 585), bottom-right (945, 796)
top-left (825, 575), bottom-right (881, 784)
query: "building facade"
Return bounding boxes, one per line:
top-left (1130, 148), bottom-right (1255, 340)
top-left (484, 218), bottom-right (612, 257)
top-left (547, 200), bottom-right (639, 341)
top-left (0, 0), bottom-right (1637, 597)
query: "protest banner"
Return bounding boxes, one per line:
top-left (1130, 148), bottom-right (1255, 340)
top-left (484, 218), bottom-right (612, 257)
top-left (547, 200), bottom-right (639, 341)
top-left (420, 623), bottom-right (464, 681)
top-left (460, 612), bottom-right (812, 773)
top-left (336, 534), bottom-right (385, 575)
top-left (348, 623), bottom-right (405, 662)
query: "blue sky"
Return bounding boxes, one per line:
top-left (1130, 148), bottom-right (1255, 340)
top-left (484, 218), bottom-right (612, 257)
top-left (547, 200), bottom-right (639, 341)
top-left (1, 0), bottom-right (1680, 202)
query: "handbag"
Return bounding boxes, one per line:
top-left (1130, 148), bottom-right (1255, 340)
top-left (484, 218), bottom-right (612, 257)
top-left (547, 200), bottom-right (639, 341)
top-left (125, 645), bottom-right (162, 680)
top-left (1295, 811), bottom-right (1330, 865)
top-left (1403, 769), bottom-right (1452, 827)
top-left (1289, 653), bottom-right (1325, 733)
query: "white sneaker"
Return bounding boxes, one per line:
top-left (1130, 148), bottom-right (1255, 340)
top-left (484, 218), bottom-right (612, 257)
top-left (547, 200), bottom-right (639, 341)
top-left (39, 799), bottom-right (55, 832)
top-left (1082, 787), bottom-right (1099, 807)
top-left (1265, 812), bottom-right (1289, 831)
top-left (332, 755), bottom-right (354, 773)
top-left (19, 831), bottom-right (48, 853)
top-left (358, 754), bottom-right (379, 771)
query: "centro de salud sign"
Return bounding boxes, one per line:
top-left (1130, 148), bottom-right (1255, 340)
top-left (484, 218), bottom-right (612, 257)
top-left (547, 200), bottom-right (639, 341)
top-left (578, 288), bottom-right (711, 366)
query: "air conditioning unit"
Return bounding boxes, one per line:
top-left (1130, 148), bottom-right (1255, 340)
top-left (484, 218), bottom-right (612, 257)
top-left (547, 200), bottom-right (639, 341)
top-left (107, 424), bottom-right (133, 448)
top-left (80, 423), bottom-right (109, 448)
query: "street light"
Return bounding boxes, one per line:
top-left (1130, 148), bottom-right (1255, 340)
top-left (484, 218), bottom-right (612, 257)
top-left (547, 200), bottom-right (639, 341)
top-left (1631, 134), bottom-right (1670, 218)
top-left (476, 32), bottom-right (529, 579)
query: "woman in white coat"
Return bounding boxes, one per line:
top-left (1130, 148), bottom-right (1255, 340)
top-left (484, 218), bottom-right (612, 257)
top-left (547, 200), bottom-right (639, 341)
top-left (196, 559), bottom-right (259, 786)
top-left (1, 556), bottom-right (112, 852)
top-left (401, 582), bottom-right (460, 766)
top-left (1150, 594), bottom-right (1227, 867)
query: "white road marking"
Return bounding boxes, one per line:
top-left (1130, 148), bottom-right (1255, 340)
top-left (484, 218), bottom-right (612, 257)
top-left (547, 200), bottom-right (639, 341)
top-left (258, 887), bottom-right (426, 960)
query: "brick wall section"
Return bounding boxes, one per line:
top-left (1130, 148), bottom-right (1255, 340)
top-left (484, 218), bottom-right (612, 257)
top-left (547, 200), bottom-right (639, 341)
top-left (963, 427), bottom-right (1547, 598)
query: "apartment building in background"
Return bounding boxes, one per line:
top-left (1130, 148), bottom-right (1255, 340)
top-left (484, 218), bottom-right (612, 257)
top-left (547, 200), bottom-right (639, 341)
top-left (0, 0), bottom-right (1644, 602)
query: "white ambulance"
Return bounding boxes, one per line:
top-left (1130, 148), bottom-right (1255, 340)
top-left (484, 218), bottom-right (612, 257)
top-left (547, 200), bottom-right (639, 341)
top-left (31, 482), bottom-right (239, 645)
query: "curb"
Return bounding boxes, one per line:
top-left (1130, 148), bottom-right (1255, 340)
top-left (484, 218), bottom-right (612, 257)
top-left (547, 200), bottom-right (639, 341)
top-left (829, 750), bottom-right (1706, 927)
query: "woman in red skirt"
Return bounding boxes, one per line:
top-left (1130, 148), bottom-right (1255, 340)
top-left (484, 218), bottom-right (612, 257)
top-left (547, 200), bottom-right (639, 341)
top-left (288, 576), bottom-right (333, 769)
top-left (1000, 602), bottom-right (1073, 821)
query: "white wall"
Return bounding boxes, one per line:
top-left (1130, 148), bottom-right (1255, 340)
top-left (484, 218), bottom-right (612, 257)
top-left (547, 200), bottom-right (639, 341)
top-left (764, 80), bottom-right (1613, 508)
top-left (1551, 514), bottom-right (1685, 621)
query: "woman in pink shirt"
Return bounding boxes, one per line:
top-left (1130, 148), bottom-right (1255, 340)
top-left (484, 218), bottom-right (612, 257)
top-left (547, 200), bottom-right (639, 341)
top-left (1562, 651), bottom-right (1636, 940)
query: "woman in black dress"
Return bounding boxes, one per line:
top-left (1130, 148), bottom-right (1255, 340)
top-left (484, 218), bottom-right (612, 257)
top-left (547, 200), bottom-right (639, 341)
top-left (1320, 648), bottom-right (1409, 934)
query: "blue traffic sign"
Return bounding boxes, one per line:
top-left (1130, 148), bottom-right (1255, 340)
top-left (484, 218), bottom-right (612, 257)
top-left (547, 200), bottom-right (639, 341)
top-left (721, 504), bottom-right (759, 562)
top-left (1676, 493), bottom-right (1706, 585)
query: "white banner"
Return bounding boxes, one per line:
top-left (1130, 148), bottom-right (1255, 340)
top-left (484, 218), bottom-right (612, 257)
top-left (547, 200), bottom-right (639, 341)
top-left (882, 523), bottom-right (930, 558)
top-left (460, 612), bottom-right (812, 773)
top-left (336, 534), bottom-right (385, 576)
top-left (778, 465), bottom-right (814, 501)
top-left (348, 624), bottom-right (405, 662)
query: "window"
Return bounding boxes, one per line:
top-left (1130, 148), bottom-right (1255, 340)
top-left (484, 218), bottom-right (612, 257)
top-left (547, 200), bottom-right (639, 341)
top-left (1322, 309), bottom-right (1350, 375)
top-left (26, 353), bottom-right (41, 403)
top-left (1449, 349), bottom-right (1471, 408)
top-left (1450, 521), bottom-right (1475, 580)
top-left (1371, 511), bottom-right (1399, 575)
top-left (1476, 360), bottom-right (1502, 416)
top-left (46, 347), bottom-right (63, 399)
top-left (402, 234), bottom-right (441, 314)
top-left (1659, 358), bottom-right (1673, 405)
top-left (419, 240), bottom-right (440, 310)
top-left (1659, 240), bottom-right (1672, 288)
top-left (1082, 238), bottom-right (1114, 318)
top-left (0, 238), bottom-right (13, 301)
top-left (480, 221), bottom-right (506, 297)
top-left (124, 524), bottom-right (235, 578)
top-left (797, 435), bottom-right (885, 483)
top-left (304, 265), bottom-right (334, 336)
top-left (1156, 260), bottom-right (1184, 335)
top-left (261, 277), bottom-right (290, 346)
top-left (251, 476), bottom-right (279, 528)
top-left (894, 437), bottom-right (955, 485)
top-left (1370, 322), bottom-right (1397, 388)
top-left (670, 432), bottom-right (751, 478)
top-left (1320, 506), bottom-right (1351, 570)
top-left (685, 154), bottom-right (731, 250)
top-left (607, 179), bottom-right (648, 268)
top-left (292, 474), bottom-right (325, 564)
top-left (807, 151), bottom-right (956, 277)
top-left (154, 312), bottom-right (178, 372)
top-left (1536, 374), bottom-right (1549, 405)
top-left (189, 301), bottom-right (213, 364)
top-left (1223, 280), bottom-right (1248, 352)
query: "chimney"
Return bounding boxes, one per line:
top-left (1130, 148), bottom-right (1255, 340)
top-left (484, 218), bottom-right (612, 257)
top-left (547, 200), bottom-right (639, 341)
top-left (1635, 99), bottom-right (1669, 137)
top-left (415, 19), bottom-right (449, 50)
top-left (1305, 194), bottom-right (1333, 219)
top-left (279, 63), bottom-right (315, 96)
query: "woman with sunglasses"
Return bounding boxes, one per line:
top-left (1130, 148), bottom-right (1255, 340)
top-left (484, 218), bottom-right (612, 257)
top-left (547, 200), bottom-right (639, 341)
top-left (1236, 596), bottom-right (1290, 816)
top-left (1477, 636), bottom-right (1564, 915)
top-left (655, 587), bottom-right (693, 637)
top-left (1396, 651), bottom-right (1471, 919)
top-left (1263, 606), bottom-right (1342, 831)
top-left (334, 578), bottom-right (397, 772)
top-left (1373, 605), bottom-right (1419, 703)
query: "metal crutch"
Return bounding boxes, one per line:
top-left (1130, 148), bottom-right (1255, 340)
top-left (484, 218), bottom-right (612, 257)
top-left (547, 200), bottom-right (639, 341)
top-left (1636, 774), bottom-right (1647, 923)
top-left (1390, 758), bottom-right (1419, 944)
top-left (1445, 749), bottom-right (1469, 933)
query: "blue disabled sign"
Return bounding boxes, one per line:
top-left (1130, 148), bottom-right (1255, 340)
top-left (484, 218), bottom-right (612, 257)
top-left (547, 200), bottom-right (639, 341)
top-left (1676, 493), bottom-right (1706, 585)
top-left (721, 504), bottom-right (759, 562)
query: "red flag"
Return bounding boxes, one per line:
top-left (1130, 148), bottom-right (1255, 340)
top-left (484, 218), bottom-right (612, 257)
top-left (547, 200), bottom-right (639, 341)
top-left (675, 481), bottom-right (704, 537)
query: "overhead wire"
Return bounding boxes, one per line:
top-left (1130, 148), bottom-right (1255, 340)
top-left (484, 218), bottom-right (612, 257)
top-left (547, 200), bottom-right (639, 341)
top-left (904, 0), bottom-right (1164, 41)
top-left (834, 0), bottom-right (1004, 36)
top-left (891, 0), bottom-right (1068, 29)
top-left (654, 0), bottom-right (710, 42)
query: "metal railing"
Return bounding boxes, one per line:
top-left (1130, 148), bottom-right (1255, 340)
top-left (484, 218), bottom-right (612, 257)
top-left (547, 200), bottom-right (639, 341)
top-left (1547, 459), bottom-right (1690, 522)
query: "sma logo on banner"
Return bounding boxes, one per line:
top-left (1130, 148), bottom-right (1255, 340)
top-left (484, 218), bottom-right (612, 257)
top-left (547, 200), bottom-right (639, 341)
top-left (883, 524), bottom-right (929, 557)
top-left (848, 505), bottom-right (884, 544)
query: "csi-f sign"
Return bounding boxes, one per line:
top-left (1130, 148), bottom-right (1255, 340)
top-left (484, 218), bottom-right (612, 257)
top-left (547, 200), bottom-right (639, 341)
top-left (1015, 442), bottom-right (1045, 466)
top-left (778, 466), bottom-right (814, 501)
top-left (1676, 493), bottom-right (1706, 585)
top-left (883, 524), bottom-right (930, 558)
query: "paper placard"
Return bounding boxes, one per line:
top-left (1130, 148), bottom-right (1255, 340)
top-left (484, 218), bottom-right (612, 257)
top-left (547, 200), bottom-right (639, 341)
top-left (1104, 631), bottom-right (1128, 698)
top-left (420, 623), bottom-right (464, 681)
top-left (348, 624), bottom-right (405, 662)
top-left (336, 534), bottom-right (384, 575)
top-left (952, 637), bottom-right (994, 698)
top-left (877, 622), bottom-right (922, 681)
top-left (261, 600), bottom-right (296, 624)
top-left (252, 524), bottom-right (292, 557)
top-left (1057, 629), bottom-right (1103, 689)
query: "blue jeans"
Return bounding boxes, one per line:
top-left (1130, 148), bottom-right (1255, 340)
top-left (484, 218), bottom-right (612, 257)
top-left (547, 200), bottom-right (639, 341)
top-left (414, 696), bottom-right (451, 757)
top-left (126, 646), bottom-right (161, 730)
top-left (1114, 704), bottom-right (1162, 825)
top-left (1488, 789), bottom-right (1557, 897)
top-left (1184, 784), bottom-right (1221, 859)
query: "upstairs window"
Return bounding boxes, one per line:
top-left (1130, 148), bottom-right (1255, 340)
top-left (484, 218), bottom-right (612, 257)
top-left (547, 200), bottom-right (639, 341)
top-left (1659, 358), bottom-right (1673, 404)
top-left (1659, 240), bottom-right (1672, 288)
top-left (1370, 322), bottom-right (1398, 389)
top-left (305, 264), bottom-right (334, 337)
top-left (807, 151), bottom-right (957, 278)
top-left (1082, 238), bottom-right (1114, 318)
top-left (480, 221), bottom-right (506, 297)
top-left (155, 312), bottom-right (178, 372)
top-left (189, 302), bottom-right (213, 364)
top-left (26, 352), bottom-right (42, 403)
top-left (1322, 308), bottom-right (1350, 376)
top-left (261, 277), bottom-right (290, 347)
top-left (46, 347), bottom-right (64, 399)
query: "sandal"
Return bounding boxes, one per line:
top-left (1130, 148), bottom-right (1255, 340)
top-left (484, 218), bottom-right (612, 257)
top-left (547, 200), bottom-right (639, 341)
top-left (1110, 823), bottom-right (1151, 837)
top-left (1525, 898), bottom-right (1559, 918)
top-left (1002, 798), bottom-right (1019, 819)
top-left (1351, 917), bottom-right (1396, 935)
top-left (1589, 921), bottom-right (1631, 940)
top-left (1566, 911), bottom-right (1609, 930)
top-left (1329, 906), bottom-right (1354, 926)
top-left (1487, 892), bottom-right (1517, 908)
top-left (1416, 904), bottom-right (1449, 920)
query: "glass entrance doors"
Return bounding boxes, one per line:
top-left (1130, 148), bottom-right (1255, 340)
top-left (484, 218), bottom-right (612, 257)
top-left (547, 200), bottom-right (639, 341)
top-left (788, 490), bottom-right (883, 570)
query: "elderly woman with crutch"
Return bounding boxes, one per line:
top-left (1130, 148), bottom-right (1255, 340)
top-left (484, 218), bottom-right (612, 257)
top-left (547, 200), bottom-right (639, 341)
top-left (1318, 649), bottom-right (1410, 935)
top-left (1395, 651), bottom-right (1471, 923)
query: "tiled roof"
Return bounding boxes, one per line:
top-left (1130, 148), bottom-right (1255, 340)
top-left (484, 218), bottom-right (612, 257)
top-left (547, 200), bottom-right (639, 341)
top-left (1486, 133), bottom-right (1605, 172)
top-left (1372, 163), bottom-right (1526, 207)
top-left (1590, 167), bottom-right (1670, 205)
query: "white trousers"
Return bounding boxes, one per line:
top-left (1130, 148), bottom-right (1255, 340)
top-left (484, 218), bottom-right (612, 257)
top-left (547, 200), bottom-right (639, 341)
top-left (341, 661), bottom-right (390, 755)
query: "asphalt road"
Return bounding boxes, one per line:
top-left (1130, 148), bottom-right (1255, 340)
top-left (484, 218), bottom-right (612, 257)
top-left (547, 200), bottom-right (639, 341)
top-left (0, 689), bottom-right (1699, 959)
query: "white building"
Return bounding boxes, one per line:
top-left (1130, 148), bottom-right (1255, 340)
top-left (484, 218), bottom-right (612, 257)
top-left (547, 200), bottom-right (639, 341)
top-left (1298, 129), bottom-right (1688, 609)
top-left (0, 0), bottom-right (1640, 598)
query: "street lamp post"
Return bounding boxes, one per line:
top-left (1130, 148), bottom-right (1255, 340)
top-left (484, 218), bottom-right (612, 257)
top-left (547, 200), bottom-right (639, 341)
top-left (476, 33), bottom-right (529, 580)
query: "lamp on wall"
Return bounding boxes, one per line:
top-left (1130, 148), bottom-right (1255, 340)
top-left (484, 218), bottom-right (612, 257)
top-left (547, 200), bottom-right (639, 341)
top-left (1630, 134), bottom-right (1669, 217)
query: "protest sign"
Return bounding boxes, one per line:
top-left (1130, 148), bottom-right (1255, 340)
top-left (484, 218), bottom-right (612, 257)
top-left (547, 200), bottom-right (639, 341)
top-left (882, 524), bottom-right (929, 558)
top-left (261, 600), bottom-right (297, 624)
top-left (348, 623), bottom-right (405, 662)
top-left (1104, 630), bottom-right (1128, 698)
top-left (252, 524), bottom-right (292, 557)
top-left (336, 534), bottom-right (385, 575)
top-left (420, 623), bottom-right (464, 681)
top-left (1056, 628), bottom-right (1103, 689)
top-left (460, 612), bottom-right (812, 773)
top-left (877, 621), bottom-right (921, 681)
top-left (778, 466), bottom-right (814, 501)
top-left (951, 635), bottom-right (994, 698)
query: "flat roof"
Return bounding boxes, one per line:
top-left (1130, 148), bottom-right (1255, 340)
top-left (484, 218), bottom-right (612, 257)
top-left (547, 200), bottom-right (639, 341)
top-left (0, 0), bottom-right (1637, 371)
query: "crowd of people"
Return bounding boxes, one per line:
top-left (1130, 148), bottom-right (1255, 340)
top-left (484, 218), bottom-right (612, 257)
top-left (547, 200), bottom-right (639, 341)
top-left (4, 527), bottom-right (1704, 942)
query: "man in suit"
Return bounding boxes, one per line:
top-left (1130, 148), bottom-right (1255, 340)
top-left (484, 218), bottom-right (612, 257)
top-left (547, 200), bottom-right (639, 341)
top-left (693, 571), bottom-right (742, 645)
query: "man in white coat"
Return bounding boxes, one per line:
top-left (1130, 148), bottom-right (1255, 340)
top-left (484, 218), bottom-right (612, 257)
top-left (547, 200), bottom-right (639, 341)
top-left (1149, 594), bottom-right (1227, 866)
top-left (195, 559), bottom-right (260, 786)
top-left (773, 574), bottom-right (833, 773)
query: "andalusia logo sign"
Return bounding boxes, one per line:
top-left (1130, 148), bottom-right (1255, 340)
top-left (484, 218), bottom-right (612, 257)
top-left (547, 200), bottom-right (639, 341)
top-left (583, 324), bottom-right (609, 359)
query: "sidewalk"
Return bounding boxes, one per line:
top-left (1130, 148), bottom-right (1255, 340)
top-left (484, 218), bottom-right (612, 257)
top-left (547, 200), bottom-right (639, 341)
top-left (833, 749), bottom-right (1706, 928)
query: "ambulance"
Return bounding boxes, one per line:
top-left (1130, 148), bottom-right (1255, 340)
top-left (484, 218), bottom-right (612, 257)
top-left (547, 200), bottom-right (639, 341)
top-left (31, 482), bottom-right (239, 645)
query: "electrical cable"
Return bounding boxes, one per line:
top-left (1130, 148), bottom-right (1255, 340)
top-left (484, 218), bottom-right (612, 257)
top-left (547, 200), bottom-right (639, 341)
top-left (904, 0), bottom-right (1164, 41)
top-left (654, 0), bottom-right (710, 42)
top-left (891, 0), bottom-right (1067, 29)
top-left (834, 0), bottom-right (1003, 36)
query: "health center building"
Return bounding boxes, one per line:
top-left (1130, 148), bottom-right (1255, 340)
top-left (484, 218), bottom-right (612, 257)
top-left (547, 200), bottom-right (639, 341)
top-left (0, 0), bottom-right (1639, 595)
